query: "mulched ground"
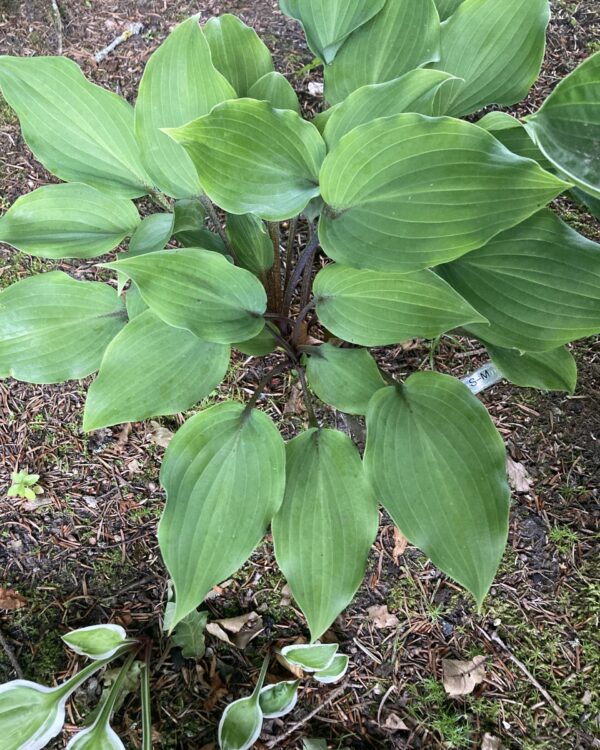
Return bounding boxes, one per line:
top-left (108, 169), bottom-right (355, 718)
top-left (0, 2), bottom-right (599, 749)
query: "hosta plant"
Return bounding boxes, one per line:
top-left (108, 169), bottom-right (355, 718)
top-left (1, 0), bottom-right (600, 745)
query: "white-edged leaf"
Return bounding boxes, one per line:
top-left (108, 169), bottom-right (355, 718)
top-left (313, 264), bottom-right (485, 346)
top-left (218, 657), bottom-right (269, 750)
top-left (280, 643), bottom-right (338, 673)
top-left (0, 272), bottom-right (127, 384)
top-left (65, 723), bottom-right (125, 750)
top-left (313, 654), bottom-right (349, 684)
top-left (158, 402), bottom-right (286, 627)
top-left (0, 183), bottom-right (139, 259)
top-left (83, 310), bottom-right (230, 430)
top-left (259, 680), bottom-right (300, 719)
top-left (62, 625), bottom-right (130, 660)
top-left (0, 56), bottom-right (151, 197)
top-left (105, 248), bottom-right (267, 344)
top-left (134, 15), bottom-right (236, 198)
top-left (273, 428), bottom-right (378, 640)
top-left (319, 113), bottom-right (569, 272)
top-left (365, 373), bottom-right (510, 607)
top-left (0, 680), bottom-right (67, 750)
top-left (165, 99), bottom-right (325, 222)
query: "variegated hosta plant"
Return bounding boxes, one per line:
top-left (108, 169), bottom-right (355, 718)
top-left (1, 0), bottom-right (600, 716)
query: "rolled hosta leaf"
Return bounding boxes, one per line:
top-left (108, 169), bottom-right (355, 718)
top-left (259, 680), bottom-right (300, 719)
top-left (432, 0), bottom-right (550, 116)
top-left (0, 183), bottom-right (139, 259)
top-left (135, 16), bottom-right (236, 198)
top-left (173, 200), bottom-right (226, 253)
top-left (477, 112), bottom-right (550, 167)
top-left (273, 429), bottom-right (378, 641)
top-left (0, 272), bottom-right (126, 384)
top-left (323, 0), bottom-right (440, 105)
top-left (525, 51), bottom-right (600, 199)
top-left (321, 69), bottom-right (459, 149)
top-left (279, 0), bottom-right (386, 64)
top-left (365, 373), bottom-right (510, 606)
top-left (83, 310), bottom-right (230, 431)
top-left (204, 14), bottom-right (274, 96)
top-left (128, 213), bottom-right (174, 257)
top-left (247, 72), bottom-right (300, 113)
top-left (304, 343), bottom-right (385, 415)
top-left (485, 344), bottom-right (577, 394)
top-left (105, 248), bottom-right (267, 344)
top-left (158, 402), bottom-right (286, 627)
top-left (280, 643), bottom-right (338, 672)
top-left (62, 625), bottom-right (131, 660)
top-left (313, 264), bottom-right (485, 347)
top-left (434, 0), bottom-right (465, 21)
top-left (0, 56), bottom-right (151, 198)
top-left (226, 213), bottom-right (274, 276)
top-left (319, 114), bottom-right (569, 272)
top-left (218, 658), bottom-right (269, 750)
top-left (313, 654), bottom-right (349, 684)
top-left (165, 99), bottom-right (325, 221)
top-left (438, 209), bottom-right (600, 351)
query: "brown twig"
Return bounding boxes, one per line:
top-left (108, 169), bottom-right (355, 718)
top-left (0, 628), bottom-right (24, 679)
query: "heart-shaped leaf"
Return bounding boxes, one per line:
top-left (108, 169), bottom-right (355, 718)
top-left (313, 264), bottom-right (485, 346)
top-left (134, 16), bottom-right (236, 198)
top-left (365, 373), bottom-right (510, 606)
top-left (273, 429), bottom-right (378, 640)
top-left (165, 99), bottom-right (325, 221)
top-left (319, 113), bottom-right (569, 272)
top-left (323, 0), bottom-right (440, 104)
top-left (62, 625), bottom-right (131, 661)
top-left (0, 56), bottom-right (151, 197)
top-left (0, 272), bottom-right (127, 384)
top-left (0, 183), bottom-right (139, 259)
top-left (159, 402), bottom-right (286, 627)
top-left (105, 248), bottom-right (267, 344)
top-left (83, 310), bottom-right (230, 431)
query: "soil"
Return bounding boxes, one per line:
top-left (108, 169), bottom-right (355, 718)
top-left (0, 2), bottom-right (599, 750)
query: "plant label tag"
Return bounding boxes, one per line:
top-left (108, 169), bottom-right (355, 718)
top-left (462, 362), bottom-right (503, 395)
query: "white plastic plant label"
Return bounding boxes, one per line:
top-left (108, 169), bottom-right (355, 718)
top-left (461, 362), bottom-right (503, 395)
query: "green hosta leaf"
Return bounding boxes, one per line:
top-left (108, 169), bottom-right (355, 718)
top-left (226, 214), bottom-right (274, 276)
top-left (323, 0), bottom-right (440, 105)
top-left (159, 402), bottom-right (286, 627)
top-left (105, 248), bottom-right (266, 344)
top-left (247, 72), bottom-right (300, 112)
top-left (273, 429), bottom-right (378, 641)
top-left (62, 625), bottom-right (130, 660)
top-left (303, 741), bottom-right (327, 750)
top-left (525, 51), bottom-right (600, 199)
top-left (0, 56), bottom-right (151, 198)
top-left (280, 643), bottom-right (338, 672)
top-left (171, 610), bottom-right (209, 659)
top-left (279, 0), bottom-right (386, 64)
top-left (365, 373), bottom-right (510, 606)
top-left (438, 209), bottom-right (600, 351)
top-left (304, 343), bottom-right (385, 415)
top-left (477, 112), bottom-right (550, 167)
top-left (432, 0), bottom-right (550, 116)
top-left (434, 0), bottom-right (465, 21)
top-left (135, 16), bottom-right (236, 198)
top-left (313, 654), bottom-right (349, 684)
top-left (485, 344), bottom-right (577, 394)
top-left (218, 659), bottom-right (269, 750)
top-left (0, 681), bottom-right (67, 750)
top-left (204, 14), bottom-right (274, 96)
top-left (128, 213), bottom-right (174, 257)
top-left (319, 113), bottom-right (569, 272)
top-left (321, 69), bottom-right (458, 149)
top-left (313, 264), bottom-right (485, 347)
top-left (234, 327), bottom-right (278, 357)
top-left (0, 184), bottom-right (139, 259)
top-left (173, 199), bottom-right (225, 253)
top-left (0, 272), bottom-right (126, 384)
top-left (83, 310), bottom-right (230, 430)
top-left (165, 99), bottom-right (325, 221)
top-left (259, 680), bottom-right (300, 719)
top-left (125, 283), bottom-right (147, 319)
top-left (65, 723), bottom-right (124, 750)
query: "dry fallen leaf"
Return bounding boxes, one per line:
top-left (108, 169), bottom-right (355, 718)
top-left (283, 383), bottom-right (304, 415)
top-left (367, 604), bottom-right (399, 629)
top-left (149, 421), bottom-right (174, 449)
top-left (383, 714), bottom-right (408, 731)
top-left (0, 587), bottom-right (27, 610)
top-left (507, 457), bottom-right (532, 493)
top-left (275, 637), bottom-right (307, 678)
top-left (481, 733), bottom-right (504, 750)
top-left (116, 422), bottom-right (132, 449)
top-left (392, 527), bottom-right (408, 563)
top-left (279, 583), bottom-right (293, 607)
top-left (207, 612), bottom-right (263, 650)
top-left (442, 655), bottom-right (487, 697)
